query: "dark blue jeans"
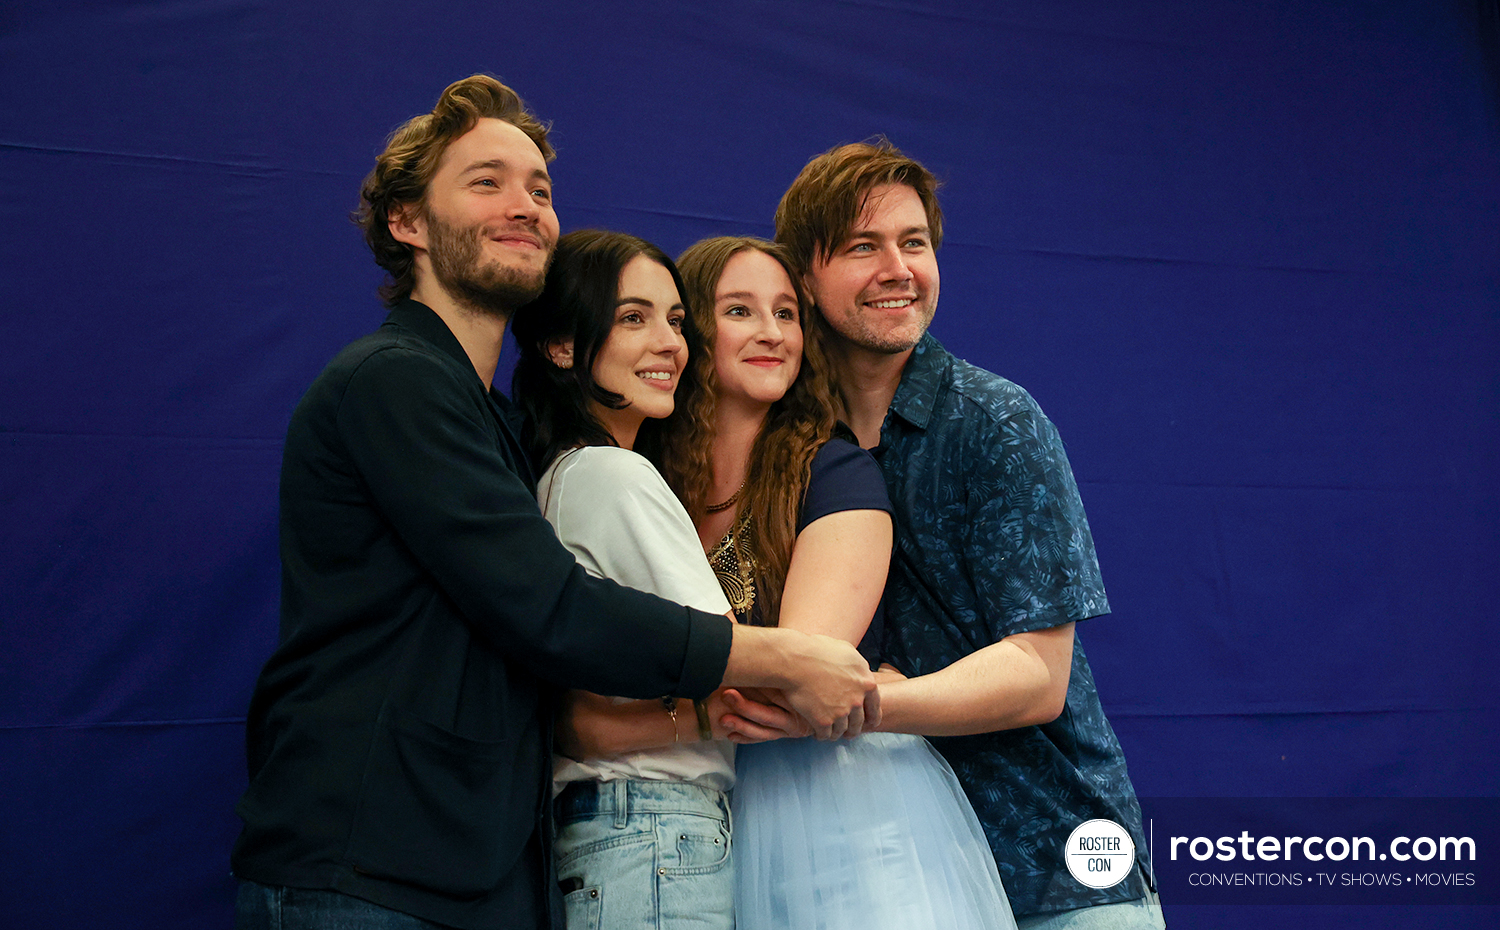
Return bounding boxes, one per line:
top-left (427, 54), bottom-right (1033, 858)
top-left (235, 881), bottom-right (452, 930)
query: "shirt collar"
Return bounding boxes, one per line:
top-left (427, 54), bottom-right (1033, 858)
top-left (887, 332), bottom-right (950, 432)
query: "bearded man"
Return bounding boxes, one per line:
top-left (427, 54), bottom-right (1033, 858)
top-left (727, 141), bottom-right (1163, 929)
top-left (230, 76), bottom-right (875, 930)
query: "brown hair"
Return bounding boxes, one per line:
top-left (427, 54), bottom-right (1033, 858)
top-left (354, 74), bottom-right (554, 305)
top-left (657, 237), bottom-right (840, 626)
top-left (773, 138), bottom-right (943, 275)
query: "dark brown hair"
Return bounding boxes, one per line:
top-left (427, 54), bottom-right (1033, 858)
top-left (354, 75), bottom-right (554, 305)
top-left (511, 229), bottom-right (698, 470)
top-left (773, 139), bottom-right (943, 275)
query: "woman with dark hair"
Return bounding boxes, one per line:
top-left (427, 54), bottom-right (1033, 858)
top-left (510, 229), bottom-right (739, 930)
top-left (663, 237), bottom-right (1016, 930)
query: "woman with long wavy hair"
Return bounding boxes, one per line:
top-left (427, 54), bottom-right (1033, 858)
top-left (663, 236), bottom-right (1017, 930)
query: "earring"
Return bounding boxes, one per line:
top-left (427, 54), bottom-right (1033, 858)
top-left (555, 354), bottom-right (573, 370)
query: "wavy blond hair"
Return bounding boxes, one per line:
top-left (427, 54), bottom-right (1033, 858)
top-left (654, 237), bottom-right (840, 626)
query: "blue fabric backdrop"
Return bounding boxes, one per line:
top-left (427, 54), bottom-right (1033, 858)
top-left (2, 1), bottom-right (1496, 927)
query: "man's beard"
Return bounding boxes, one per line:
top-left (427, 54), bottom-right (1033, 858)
top-left (821, 296), bottom-right (936, 356)
top-left (427, 213), bottom-right (551, 319)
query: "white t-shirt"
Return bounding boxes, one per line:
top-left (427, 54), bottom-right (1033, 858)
top-left (537, 445), bottom-right (735, 791)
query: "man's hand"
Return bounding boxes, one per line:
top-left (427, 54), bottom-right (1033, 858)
top-left (723, 626), bottom-right (878, 740)
top-left (777, 631), bottom-right (879, 739)
top-left (721, 679), bottom-right (883, 743)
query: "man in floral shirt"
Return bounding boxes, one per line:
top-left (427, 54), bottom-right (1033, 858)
top-left (772, 141), bottom-right (1162, 928)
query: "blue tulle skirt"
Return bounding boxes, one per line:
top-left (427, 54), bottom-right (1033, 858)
top-left (731, 732), bottom-right (1016, 930)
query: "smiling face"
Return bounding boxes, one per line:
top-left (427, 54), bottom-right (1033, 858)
top-left (711, 249), bottom-right (804, 414)
top-left (589, 254), bottom-right (688, 449)
top-left (804, 182), bottom-right (939, 356)
top-left (397, 117), bottom-right (561, 316)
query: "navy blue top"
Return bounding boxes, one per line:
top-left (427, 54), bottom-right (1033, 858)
top-left (798, 436), bottom-right (891, 531)
top-left (798, 437), bottom-right (893, 664)
top-left (873, 334), bottom-right (1149, 916)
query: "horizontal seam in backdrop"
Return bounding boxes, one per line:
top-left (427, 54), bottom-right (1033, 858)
top-left (9, 707), bottom-right (1497, 730)
top-left (0, 140), bottom-right (349, 178)
top-left (1, 428), bottom-right (283, 445)
top-left (1, 718), bottom-right (248, 731)
top-left (1076, 479), bottom-right (1459, 492)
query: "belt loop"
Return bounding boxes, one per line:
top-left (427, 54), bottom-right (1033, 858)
top-left (613, 779), bottom-right (628, 829)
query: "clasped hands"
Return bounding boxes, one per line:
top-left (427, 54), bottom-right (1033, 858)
top-left (712, 665), bottom-right (906, 743)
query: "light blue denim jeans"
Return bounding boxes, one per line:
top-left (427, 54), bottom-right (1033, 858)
top-left (1015, 880), bottom-right (1165, 930)
top-left (235, 881), bottom-right (450, 930)
top-left (553, 778), bottom-right (734, 930)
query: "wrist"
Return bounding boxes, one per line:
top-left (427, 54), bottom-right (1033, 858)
top-left (661, 696), bottom-right (682, 743)
top-left (724, 624), bottom-right (799, 690)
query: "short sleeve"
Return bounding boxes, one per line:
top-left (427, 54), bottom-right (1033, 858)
top-left (796, 438), bottom-right (893, 665)
top-left (798, 438), bottom-right (893, 531)
top-left (959, 392), bottom-right (1109, 636)
top-left (539, 447), bottom-right (731, 616)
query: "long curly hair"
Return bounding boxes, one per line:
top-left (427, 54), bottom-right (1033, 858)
top-left (658, 237), bottom-right (841, 626)
top-left (511, 229), bottom-right (699, 470)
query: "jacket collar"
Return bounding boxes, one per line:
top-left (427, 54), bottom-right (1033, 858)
top-left (383, 298), bottom-right (477, 379)
top-left (383, 298), bottom-right (534, 479)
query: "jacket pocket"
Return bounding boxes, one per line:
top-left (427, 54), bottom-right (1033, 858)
top-left (344, 702), bottom-right (538, 898)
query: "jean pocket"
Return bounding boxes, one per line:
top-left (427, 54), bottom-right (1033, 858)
top-left (554, 816), bottom-right (655, 870)
top-left (562, 884), bottom-right (603, 930)
top-left (659, 816), bottom-right (731, 874)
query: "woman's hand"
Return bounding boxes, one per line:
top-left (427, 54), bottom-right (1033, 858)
top-left (716, 688), bottom-right (812, 742)
top-left (718, 683), bottom-right (882, 742)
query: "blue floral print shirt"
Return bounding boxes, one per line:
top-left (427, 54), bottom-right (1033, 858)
top-left (874, 334), bottom-right (1150, 916)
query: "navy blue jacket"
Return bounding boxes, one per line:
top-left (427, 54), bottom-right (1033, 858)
top-left (232, 300), bottom-right (731, 929)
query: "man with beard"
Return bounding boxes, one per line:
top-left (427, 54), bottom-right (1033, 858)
top-left (231, 76), bottom-right (876, 930)
top-left (727, 141), bottom-right (1161, 928)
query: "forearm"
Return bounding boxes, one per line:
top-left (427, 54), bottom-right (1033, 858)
top-left (875, 624), bottom-right (1074, 736)
top-left (536, 448), bottom-right (738, 700)
top-left (721, 623), bottom-right (812, 689)
top-left (556, 691), bottom-right (709, 759)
